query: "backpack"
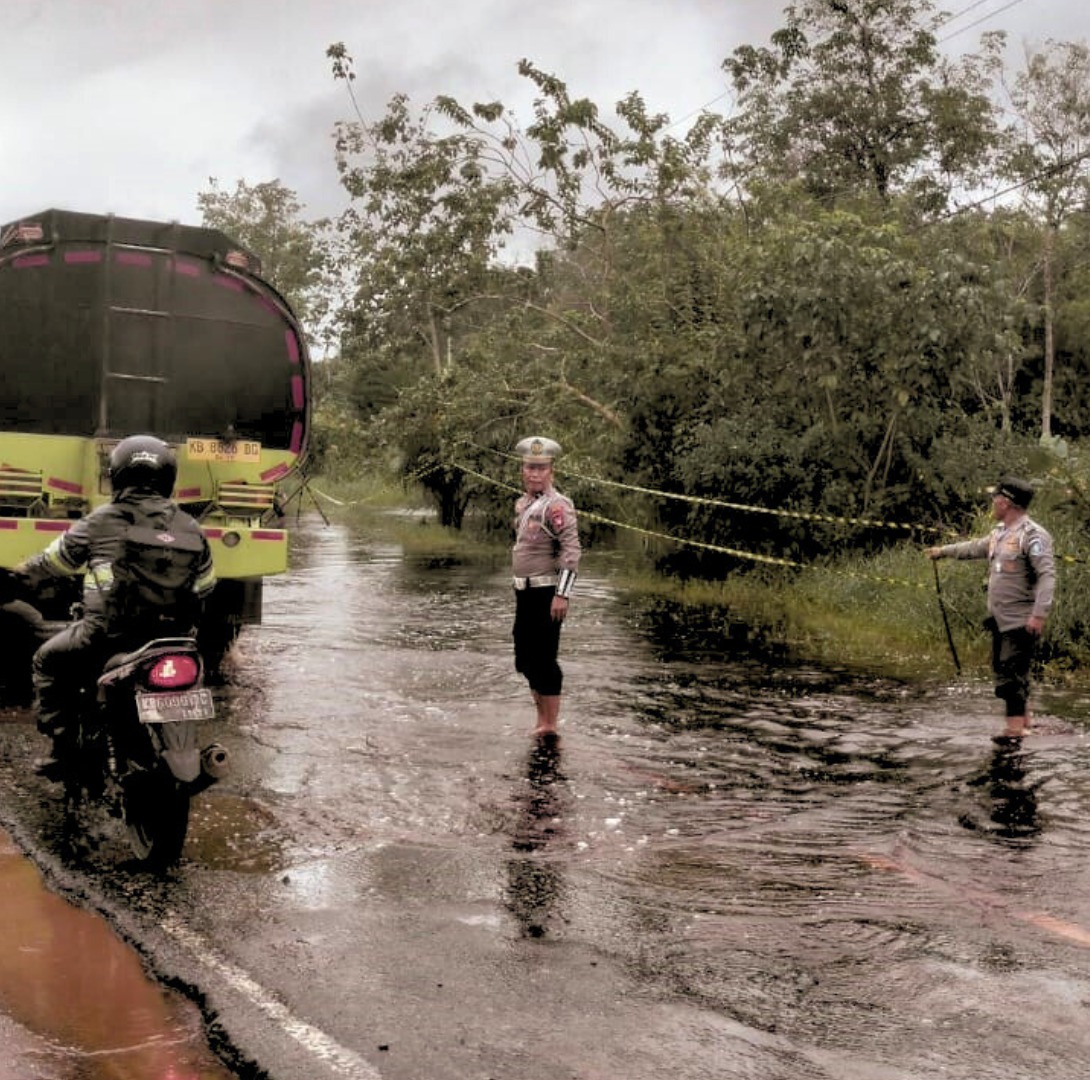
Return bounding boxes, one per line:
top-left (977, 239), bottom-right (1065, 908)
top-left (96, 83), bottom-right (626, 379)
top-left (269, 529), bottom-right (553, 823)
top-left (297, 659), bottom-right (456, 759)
top-left (107, 510), bottom-right (206, 629)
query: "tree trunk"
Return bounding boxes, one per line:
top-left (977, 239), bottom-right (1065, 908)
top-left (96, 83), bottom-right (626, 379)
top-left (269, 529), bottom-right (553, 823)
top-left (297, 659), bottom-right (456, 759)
top-left (438, 487), bottom-right (466, 529)
top-left (1041, 226), bottom-right (1055, 441)
top-left (427, 308), bottom-right (444, 376)
top-left (425, 469), bottom-right (467, 529)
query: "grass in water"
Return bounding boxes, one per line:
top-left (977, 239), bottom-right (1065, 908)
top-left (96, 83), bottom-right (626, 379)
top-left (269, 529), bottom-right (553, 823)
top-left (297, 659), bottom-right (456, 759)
top-left (308, 477), bottom-right (502, 559)
top-left (610, 547), bottom-right (992, 680)
top-left (308, 484), bottom-right (1088, 685)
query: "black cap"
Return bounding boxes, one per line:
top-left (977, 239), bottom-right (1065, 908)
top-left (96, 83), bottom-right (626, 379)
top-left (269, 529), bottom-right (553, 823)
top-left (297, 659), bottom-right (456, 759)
top-left (993, 476), bottom-right (1034, 509)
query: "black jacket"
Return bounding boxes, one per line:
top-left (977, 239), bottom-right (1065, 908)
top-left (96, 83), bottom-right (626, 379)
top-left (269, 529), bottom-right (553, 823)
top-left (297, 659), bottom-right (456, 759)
top-left (20, 489), bottom-right (216, 632)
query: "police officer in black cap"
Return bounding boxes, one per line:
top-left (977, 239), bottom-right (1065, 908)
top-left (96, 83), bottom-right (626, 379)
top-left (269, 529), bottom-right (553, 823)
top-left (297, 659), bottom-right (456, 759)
top-left (511, 436), bottom-right (581, 737)
top-left (927, 476), bottom-right (1055, 740)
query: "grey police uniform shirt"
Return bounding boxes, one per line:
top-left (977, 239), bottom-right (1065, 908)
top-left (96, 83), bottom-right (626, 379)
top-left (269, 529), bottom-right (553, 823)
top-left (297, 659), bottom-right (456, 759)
top-left (939, 515), bottom-right (1056, 632)
top-left (512, 488), bottom-right (581, 580)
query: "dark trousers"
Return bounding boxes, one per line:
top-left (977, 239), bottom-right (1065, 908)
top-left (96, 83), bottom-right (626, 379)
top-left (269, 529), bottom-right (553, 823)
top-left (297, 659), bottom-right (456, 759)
top-left (513, 587), bottom-right (563, 696)
top-left (987, 619), bottom-right (1035, 717)
top-left (31, 620), bottom-right (108, 735)
top-left (33, 614), bottom-right (192, 736)
top-left (0, 601), bottom-right (50, 701)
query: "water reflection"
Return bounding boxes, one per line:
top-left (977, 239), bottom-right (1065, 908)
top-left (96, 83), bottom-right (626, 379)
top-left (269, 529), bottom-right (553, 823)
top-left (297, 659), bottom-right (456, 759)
top-left (239, 517), bottom-right (1090, 1077)
top-left (961, 744), bottom-right (1043, 844)
top-left (20, 513), bottom-right (1075, 1080)
top-left (506, 736), bottom-right (567, 939)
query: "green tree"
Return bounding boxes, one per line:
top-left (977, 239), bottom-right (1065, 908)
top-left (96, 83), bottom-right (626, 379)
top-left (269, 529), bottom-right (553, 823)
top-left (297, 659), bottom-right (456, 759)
top-left (924, 208), bottom-right (1035, 434)
top-left (722, 0), bottom-right (1003, 209)
top-left (320, 29), bottom-right (1068, 567)
top-left (428, 60), bottom-right (728, 447)
top-left (328, 42), bottom-right (524, 392)
top-left (649, 206), bottom-right (1025, 567)
top-left (326, 46), bottom-right (728, 522)
top-left (1000, 40), bottom-right (1090, 441)
top-left (1051, 208), bottom-right (1090, 436)
top-left (197, 178), bottom-right (338, 352)
top-left (328, 44), bottom-right (531, 517)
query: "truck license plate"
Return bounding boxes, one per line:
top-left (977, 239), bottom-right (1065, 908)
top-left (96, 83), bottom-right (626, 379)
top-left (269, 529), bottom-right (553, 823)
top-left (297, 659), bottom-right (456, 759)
top-left (136, 688), bottom-right (215, 723)
top-left (185, 437), bottom-right (262, 463)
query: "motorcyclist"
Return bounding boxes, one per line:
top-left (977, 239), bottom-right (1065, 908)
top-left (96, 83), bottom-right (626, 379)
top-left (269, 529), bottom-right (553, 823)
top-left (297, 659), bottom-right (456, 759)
top-left (17, 435), bottom-right (217, 780)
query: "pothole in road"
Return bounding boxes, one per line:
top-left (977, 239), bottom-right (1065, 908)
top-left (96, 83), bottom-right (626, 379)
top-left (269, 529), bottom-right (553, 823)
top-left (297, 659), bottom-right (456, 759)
top-left (185, 792), bottom-right (285, 873)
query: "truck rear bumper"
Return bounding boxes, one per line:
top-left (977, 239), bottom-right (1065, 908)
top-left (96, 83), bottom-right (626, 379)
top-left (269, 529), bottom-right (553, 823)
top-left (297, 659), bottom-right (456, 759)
top-left (0, 519), bottom-right (288, 580)
top-left (201, 526), bottom-right (288, 578)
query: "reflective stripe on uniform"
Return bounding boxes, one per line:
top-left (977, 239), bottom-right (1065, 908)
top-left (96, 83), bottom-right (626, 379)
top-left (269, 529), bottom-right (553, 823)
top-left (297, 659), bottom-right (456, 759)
top-left (42, 534), bottom-right (83, 575)
top-left (194, 566), bottom-right (217, 597)
top-left (83, 564), bottom-right (114, 594)
top-left (513, 574), bottom-right (555, 590)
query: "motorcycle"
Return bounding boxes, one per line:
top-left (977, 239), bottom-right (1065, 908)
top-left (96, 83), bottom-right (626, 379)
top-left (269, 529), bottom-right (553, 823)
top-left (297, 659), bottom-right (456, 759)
top-left (0, 569), bottom-right (229, 867)
top-left (62, 634), bottom-right (229, 867)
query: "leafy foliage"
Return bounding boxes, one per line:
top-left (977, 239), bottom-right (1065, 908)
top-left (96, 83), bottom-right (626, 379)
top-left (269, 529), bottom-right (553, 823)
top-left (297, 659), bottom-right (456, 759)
top-left (197, 178), bottom-right (339, 353)
top-left (309, 14), bottom-right (1090, 684)
top-left (721, 0), bottom-right (1004, 208)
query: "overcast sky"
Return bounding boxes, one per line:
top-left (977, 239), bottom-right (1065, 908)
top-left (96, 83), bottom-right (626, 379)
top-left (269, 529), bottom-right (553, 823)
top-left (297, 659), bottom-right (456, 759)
top-left (1, 0), bottom-right (1088, 230)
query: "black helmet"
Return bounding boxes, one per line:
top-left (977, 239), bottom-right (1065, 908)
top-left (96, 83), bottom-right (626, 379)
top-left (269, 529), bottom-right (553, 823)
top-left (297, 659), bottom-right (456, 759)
top-left (108, 435), bottom-right (177, 497)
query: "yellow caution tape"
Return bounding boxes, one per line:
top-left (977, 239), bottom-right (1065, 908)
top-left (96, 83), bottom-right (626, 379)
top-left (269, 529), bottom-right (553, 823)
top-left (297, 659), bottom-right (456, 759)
top-left (471, 444), bottom-right (944, 535)
top-left (451, 461), bottom-right (929, 589)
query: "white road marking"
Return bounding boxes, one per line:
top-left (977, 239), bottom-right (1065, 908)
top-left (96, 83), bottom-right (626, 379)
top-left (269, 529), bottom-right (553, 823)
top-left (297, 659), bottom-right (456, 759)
top-left (160, 912), bottom-right (381, 1079)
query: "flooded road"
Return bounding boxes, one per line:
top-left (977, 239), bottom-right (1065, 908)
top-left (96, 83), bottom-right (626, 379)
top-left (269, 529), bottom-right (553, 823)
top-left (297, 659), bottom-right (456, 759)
top-left (1, 511), bottom-right (1090, 1078)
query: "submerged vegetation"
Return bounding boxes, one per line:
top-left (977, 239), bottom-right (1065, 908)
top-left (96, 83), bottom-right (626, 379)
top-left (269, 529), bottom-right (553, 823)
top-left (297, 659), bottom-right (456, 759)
top-left (310, 474), bottom-right (1090, 687)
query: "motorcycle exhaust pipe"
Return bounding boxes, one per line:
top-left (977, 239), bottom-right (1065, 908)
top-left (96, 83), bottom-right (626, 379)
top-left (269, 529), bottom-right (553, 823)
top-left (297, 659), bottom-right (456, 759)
top-left (190, 743), bottom-right (230, 793)
top-left (201, 743), bottom-right (230, 780)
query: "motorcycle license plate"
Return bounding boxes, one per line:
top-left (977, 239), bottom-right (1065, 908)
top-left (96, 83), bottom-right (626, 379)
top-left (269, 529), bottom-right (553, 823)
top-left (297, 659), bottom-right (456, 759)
top-left (135, 688), bottom-right (215, 723)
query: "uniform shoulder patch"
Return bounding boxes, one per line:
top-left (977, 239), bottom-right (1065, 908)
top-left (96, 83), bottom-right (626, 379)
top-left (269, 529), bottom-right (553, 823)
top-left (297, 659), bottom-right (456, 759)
top-left (1028, 538), bottom-right (1044, 557)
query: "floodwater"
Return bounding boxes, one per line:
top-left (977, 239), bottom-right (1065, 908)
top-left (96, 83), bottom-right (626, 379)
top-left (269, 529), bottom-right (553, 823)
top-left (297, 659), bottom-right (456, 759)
top-left (0, 826), bottom-right (235, 1080)
top-left (3, 510), bottom-right (1090, 1079)
top-left (213, 513), bottom-right (1090, 1078)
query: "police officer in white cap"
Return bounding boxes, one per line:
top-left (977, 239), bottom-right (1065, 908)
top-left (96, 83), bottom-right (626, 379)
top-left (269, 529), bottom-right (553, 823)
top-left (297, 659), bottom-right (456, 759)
top-left (511, 436), bottom-right (581, 737)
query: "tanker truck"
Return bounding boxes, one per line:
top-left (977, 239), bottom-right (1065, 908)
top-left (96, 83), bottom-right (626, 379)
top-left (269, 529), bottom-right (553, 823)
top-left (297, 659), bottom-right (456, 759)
top-left (0, 208), bottom-right (312, 671)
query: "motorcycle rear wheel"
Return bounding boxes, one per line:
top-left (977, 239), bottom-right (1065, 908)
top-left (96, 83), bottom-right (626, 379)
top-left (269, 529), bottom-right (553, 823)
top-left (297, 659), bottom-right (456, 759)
top-left (123, 769), bottom-right (190, 868)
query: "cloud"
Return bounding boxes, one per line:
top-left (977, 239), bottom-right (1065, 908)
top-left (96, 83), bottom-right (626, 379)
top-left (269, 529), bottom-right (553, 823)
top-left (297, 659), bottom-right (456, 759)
top-left (4, 0), bottom-right (1089, 228)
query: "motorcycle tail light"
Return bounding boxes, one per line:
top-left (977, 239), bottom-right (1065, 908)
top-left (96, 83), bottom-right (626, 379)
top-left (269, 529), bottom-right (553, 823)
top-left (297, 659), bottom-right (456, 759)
top-left (147, 654), bottom-right (200, 689)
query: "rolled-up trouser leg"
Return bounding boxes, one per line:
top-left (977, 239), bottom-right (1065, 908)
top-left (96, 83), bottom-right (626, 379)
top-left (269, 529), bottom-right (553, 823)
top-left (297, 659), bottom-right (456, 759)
top-left (992, 626), bottom-right (1034, 718)
top-left (513, 587), bottom-right (563, 697)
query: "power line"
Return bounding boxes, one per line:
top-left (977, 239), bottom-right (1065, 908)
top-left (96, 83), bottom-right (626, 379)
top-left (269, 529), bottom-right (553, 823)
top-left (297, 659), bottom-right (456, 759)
top-left (931, 145), bottom-right (1090, 224)
top-left (938, 0), bottom-right (1027, 42)
top-left (665, 0), bottom-right (1030, 133)
top-left (937, 0), bottom-right (1004, 29)
top-left (664, 91), bottom-right (733, 133)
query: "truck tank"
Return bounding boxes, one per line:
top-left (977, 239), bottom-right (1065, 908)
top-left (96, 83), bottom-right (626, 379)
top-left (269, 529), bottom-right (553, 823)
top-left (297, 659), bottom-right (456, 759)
top-left (0, 209), bottom-right (312, 670)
